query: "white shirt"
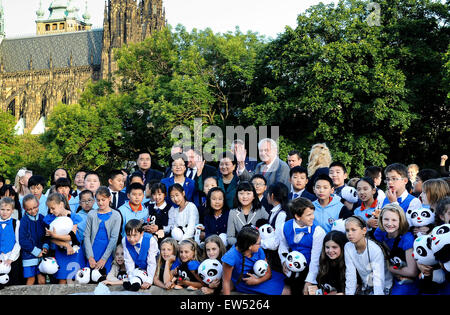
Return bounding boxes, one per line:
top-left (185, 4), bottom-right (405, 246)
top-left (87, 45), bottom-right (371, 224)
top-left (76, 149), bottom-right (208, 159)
top-left (0, 217), bottom-right (21, 262)
top-left (392, 189), bottom-right (422, 211)
top-left (269, 204), bottom-right (285, 248)
top-left (186, 167), bottom-right (197, 179)
top-left (168, 202), bottom-right (199, 239)
top-left (278, 220), bottom-right (325, 284)
top-left (122, 234), bottom-right (159, 285)
top-left (109, 188), bottom-right (119, 208)
top-left (344, 240), bottom-right (392, 295)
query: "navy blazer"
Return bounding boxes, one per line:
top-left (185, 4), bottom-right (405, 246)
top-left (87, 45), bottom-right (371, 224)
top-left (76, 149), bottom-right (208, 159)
top-left (133, 169), bottom-right (163, 187)
top-left (288, 190), bottom-right (317, 202)
top-left (110, 190), bottom-right (127, 210)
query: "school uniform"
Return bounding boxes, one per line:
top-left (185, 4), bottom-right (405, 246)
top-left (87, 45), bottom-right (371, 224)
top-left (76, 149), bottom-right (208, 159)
top-left (133, 169), bottom-right (163, 188)
top-left (382, 189), bottom-right (422, 213)
top-left (19, 213), bottom-right (49, 278)
top-left (118, 202), bottom-right (149, 237)
top-left (83, 209), bottom-right (121, 274)
top-left (288, 188), bottom-right (317, 202)
top-left (260, 195), bottom-right (272, 214)
top-left (123, 232), bottom-right (159, 285)
top-left (167, 202), bottom-right (199, 240)
top-left (67, 195), bottom-right (79, 213)
top-left (0, 217), bottom-right (22, 285)
top-left (44, 213), bottom-right (86, 280)
top-left (204, 210), bottom-right (230, 239)
top-left (373, 228), bottom-right (419, 295)
top-left (312, 196), bottom-right (352, 233)
top-left (21, 194), bottom-right (48, 217)
top-left (278, 219), bottom-right (326, 294)
top-left (170, 257), bottom-right (201, 285)
top-left (265, 204), bottom-right (286, 273)
top-left (333, 184), bottom-right (347, 198)
top-left (109, 188), bottom-right (127, 210)
top-left (222, 245), bottom-right (285, 295)
top-left (354, 200), bottom-right (379, 222)
top-left (160, 176), bottom-right (196, 207)
top-left (75, 209), bottom-right (89, 244)
top-left (143, 201), bottom-right (171, 234)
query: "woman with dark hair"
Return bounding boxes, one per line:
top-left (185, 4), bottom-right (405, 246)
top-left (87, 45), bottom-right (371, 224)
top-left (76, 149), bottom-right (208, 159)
top-left (226, 181), bottom-right (268, 247)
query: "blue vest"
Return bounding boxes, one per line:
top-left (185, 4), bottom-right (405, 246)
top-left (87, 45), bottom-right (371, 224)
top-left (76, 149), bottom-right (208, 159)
top-left (283, 219), bottom-right (316, 264)
top-left (382, 193), bottom-right (415, 212)
top-left (0, 219), bottom-right (15, 254)
top-left (125, 232), bottom-right (151, 270)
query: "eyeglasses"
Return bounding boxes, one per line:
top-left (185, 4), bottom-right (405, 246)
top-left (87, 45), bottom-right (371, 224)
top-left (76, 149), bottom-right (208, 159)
top-left (80, 199), bottom-right (94, 204)
top-left (384, 177), bottom-right (404, 183)
top-left (252, 182), bottom-right (266, 187)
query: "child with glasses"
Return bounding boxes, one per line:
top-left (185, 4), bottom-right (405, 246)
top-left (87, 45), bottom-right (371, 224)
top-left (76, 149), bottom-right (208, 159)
top-left (76, 190), bottom-right (96, 244)
top-left (381, 163), bottom-right (421, 213)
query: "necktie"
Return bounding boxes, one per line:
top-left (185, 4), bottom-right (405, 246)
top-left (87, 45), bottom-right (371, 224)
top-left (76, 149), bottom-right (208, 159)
top-left (112, 192), bottom-right (117, 209)
top-left (293, 193), bottom-right (299, 199)
top-left (295, 227), bottom-right (309, 234)
top-left (397, 197), bottom-right (402, 203)
top-left (135, 243), bottom-right (141, 249)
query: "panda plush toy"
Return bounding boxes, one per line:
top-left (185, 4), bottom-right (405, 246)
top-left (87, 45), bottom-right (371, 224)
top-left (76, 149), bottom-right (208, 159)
top-left (253, 260), bottom-right (268, 278)
top-left (0, 263), bottom-right (11, 289)
top-left (258, 224), bottom-right (278, 251)
top-left (171, 226), bottom-right (184, 242)
top-left (331, 219), bottom-right (346, 233)
top-left (49, 216), bottom-right (80, 253)
top-left (412, 235), bottom-right (446, 285)
top-left (341, 186), bottom-right (359, 204)
top-left (75, 267), bottom-right (107, 284)
top-left (38, 257), bottom-right (59, 275)
top-left (430, 224), bottom-right (450, 273)
top-left (406, 207), bottom-right (435, 234)
top-left (198, 259), bottom-right (223, 284)
top-left (123, 269), bottom-right (148, 292)
top-left (219, 233), bottom-right (228, 248)
top-left (282, 251), bottom-right (307, 278)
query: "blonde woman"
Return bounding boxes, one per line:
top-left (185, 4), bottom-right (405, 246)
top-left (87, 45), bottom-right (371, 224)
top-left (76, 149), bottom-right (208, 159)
top-left (14, 168), bottom-right (33, 199)
top-left (421, 178), bottom-right (450, 210)
top-left (305, 143), bottom-right (332, 194)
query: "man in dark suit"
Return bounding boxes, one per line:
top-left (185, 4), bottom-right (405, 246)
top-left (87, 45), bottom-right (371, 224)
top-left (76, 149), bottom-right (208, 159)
top-left (287, 166), bottom-right (317, 202)
top-left (134, 151), bottom-right (163, 187)
top-left (184, 147), bottom-right (218, 206)
top-left (237, 138), bottom-right (290, 188)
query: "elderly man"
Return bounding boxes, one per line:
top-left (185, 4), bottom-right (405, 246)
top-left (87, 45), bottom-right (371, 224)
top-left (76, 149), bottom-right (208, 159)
top-left (237, 138), bottom-right (290, 187)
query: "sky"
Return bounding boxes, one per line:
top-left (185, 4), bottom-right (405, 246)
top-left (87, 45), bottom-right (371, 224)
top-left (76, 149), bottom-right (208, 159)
top-left (2, 0), bottom-right (336, 39)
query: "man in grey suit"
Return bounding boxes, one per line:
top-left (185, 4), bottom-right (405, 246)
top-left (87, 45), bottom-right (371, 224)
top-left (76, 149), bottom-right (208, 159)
top-left (237, 138), bottom-right (290, 188)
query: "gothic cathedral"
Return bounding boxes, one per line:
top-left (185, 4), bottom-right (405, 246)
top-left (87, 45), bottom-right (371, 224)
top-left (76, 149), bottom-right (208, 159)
top-left (0, 0), bottom-right (165, 134)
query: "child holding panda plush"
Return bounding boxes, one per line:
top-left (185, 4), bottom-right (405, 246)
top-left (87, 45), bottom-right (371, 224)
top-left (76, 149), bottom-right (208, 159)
top-left (199, 234), bottom-right (227, 295)
top-left (222, 226), bottom-right (289, 295)
top-left (373, 204), bottom-right (419, 295)
top-left (278, 197), bottom-right (326, 295)
top-left (122, 219), bottom-right (159, 291)
top-left (169, 238), bottom-right (203, 291)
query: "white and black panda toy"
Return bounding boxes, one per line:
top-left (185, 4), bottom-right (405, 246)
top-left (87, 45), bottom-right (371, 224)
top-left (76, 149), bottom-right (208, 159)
top-left (406, 207), bottom-right (435, 229)
top-left (171, 226), bottom-right (185, 242)
top-left (331, 219), bottom-right (346, 233)
top-left (283, 250), bottom-right (307, 278)
top-left (198, 258), bottom-right (223, 284)
top-left (123, 269), bottom-right (148, 292)
top-left (38, 257), bottom-right (59, 275)
top-left (412, 235), bottom-right (446, 284)
top-left (49, 217), bottom-right (80, 253)
top-left (0, 263), bottom-right (11, 289)
top-left (259, 224), bottom-right (278, 250)
top-left (341, 186), bottom-right (359, 204)
top-left (430, 224), bottom-right (450, 272)
top-left (253, 260), bottom-right (268, 278)
top-left (75, 267), bottom-right (107, 284)
top-left (194, 224), bottom-right (204, 247)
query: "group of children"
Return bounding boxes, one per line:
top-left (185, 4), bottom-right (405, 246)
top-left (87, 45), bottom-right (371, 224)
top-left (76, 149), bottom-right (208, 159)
top-left (0, 150), bottom-right (449, 296)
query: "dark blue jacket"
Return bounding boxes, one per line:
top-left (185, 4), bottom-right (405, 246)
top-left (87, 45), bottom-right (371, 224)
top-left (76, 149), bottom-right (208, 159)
top-left (19, 213), bottom-right (49, 266)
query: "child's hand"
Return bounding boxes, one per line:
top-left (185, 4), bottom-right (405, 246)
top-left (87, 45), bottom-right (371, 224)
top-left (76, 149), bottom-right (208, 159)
top-left (148, 224), bottom-right (159, 234)
top-left (95, 259), bottom-right (106, 270)
top-left (45, 227), bottom-right (55, 238)
top-left (201, 287), bottom-right (215, 295)
top-left (164, 281), bottom-right (175, 290)
top-left (386, 188), bottom-right (397, 203)
top-left (4, 259), bottom-right (12, 266)
top-left (441, 155), bottom-right (448, 163)
top-left (156, 229), bottom-right (165, 239)
top-left (141, 282), bottom-right (151, 290)
top-left (367, 218), bottom-right (378, 229)
top-left (42, 248), bottom-right (48, 255)
top-left (66, 244), bottom-right (75, 255)
top-left (242, 273), bottom-right (259, 286)
top-left (88, 257), bottom-right (97, 268)
top-left (209, 279), bottom-right (220, 289)
top-left (167, 255), bottom-right (176, 264)
top-left (417, 263), bottom-right (432, 276)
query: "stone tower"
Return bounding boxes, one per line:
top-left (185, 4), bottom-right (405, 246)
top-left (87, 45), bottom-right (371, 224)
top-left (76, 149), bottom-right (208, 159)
top-left (101, 0), bottom-right (166, 79)
top-left (0, 0), bottom-right (5, 44)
